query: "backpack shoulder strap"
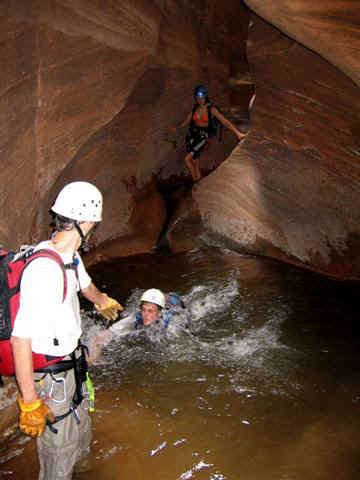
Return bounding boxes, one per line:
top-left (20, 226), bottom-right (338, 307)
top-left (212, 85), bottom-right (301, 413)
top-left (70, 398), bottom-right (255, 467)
top-left (163, 310), bottom-right (171, 328)
top-left (207, 103), bottom-right (213, 123)
top-left (209, 103), bottom-right (223, 141)
top-left (208, 103), bottom-right (219, 122)
top-left (23, 249), bottom-right (67, 302)
top-left (135, 311), bottom-right (143, 328)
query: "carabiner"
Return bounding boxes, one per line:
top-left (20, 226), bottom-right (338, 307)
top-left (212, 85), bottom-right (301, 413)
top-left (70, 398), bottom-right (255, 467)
top-left (49, 374), bottom-right (67, 403)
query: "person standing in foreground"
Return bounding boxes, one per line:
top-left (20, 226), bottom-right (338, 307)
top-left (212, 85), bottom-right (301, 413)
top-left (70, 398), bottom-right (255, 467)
top-left (10, 181), bottom-right (123, 480)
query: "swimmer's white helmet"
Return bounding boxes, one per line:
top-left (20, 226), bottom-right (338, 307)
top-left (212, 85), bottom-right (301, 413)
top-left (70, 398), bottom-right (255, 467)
top-left (140, 289), bottom-right (165, 309)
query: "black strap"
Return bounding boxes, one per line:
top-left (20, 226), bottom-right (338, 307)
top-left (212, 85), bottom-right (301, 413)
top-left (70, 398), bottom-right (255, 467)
top-left (46, 405), bottom-right (78, 434)
top-left (207, 103), bottom-right (219, 139)
top-left (42, 343), bottom-right (89, 434)
top-left (35, 359), bottom-right (74, 374)
top-left (207, 103), bottom-right (212, 129)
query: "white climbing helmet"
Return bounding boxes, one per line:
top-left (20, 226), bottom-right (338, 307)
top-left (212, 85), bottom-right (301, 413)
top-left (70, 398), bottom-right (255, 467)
top-left (140, 289), bottom-right (166, 309)
top-left (51, 181), bottom-right (103, 222)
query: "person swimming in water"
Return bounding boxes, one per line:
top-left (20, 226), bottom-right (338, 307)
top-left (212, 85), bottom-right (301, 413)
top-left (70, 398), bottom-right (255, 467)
top-left (135, 289), bottom-right (185, 329)
top-left (86, 289), bottom-right (187, 361)
top-left (169, 85), bottom-right (247, 182)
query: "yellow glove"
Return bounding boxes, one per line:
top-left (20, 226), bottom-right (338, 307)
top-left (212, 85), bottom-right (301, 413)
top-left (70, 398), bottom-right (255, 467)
top-left (95, 294), bottom-right (123, 322)
top-left (18, 397), bottom-right (56, 437)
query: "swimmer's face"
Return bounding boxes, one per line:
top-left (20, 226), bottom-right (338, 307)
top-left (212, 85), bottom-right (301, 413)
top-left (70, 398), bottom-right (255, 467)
top-left (141, 302), bottom-right (160, 326)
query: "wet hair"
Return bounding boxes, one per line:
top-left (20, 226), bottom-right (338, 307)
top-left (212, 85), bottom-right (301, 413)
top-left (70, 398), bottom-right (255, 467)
top-left (140, 301), bottom-right (162, 312)
top-left (49, 212), bottom-right (76, 232)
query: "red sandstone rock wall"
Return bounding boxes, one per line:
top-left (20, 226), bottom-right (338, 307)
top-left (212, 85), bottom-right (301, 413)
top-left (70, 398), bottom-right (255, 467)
top-left (1, 1), bottom-right (359, 279)
top-left (245, 0), bottom-right (360, 87)
top-left (0, 0), bottom-right (248, 253)
top-left (194, 15), bottom-right (360, 279)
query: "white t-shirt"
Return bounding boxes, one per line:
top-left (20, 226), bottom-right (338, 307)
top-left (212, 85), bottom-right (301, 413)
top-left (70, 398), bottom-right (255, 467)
top-left (12, 241), bottom-right (91, 356)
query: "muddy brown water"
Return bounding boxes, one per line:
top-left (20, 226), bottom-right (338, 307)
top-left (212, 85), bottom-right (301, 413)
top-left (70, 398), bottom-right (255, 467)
top-left (1, 248), bottom-right (360, 479)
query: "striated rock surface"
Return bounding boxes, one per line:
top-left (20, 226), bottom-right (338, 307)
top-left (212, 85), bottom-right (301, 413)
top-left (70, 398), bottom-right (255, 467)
top-left (85, 181), bottom-right (167, 264)
top-left (165, 187), bottom-right (206, 253)
top-left (0, 0), bottom-right (160, 247)
top-left (194, 16), bottom-right (360, 279)
top-left (0, 0), bottom-right (359, 279)
top-left (0, 0), bottom-right (249, 251)
top-left (245, 0), bottom-right (360, 87)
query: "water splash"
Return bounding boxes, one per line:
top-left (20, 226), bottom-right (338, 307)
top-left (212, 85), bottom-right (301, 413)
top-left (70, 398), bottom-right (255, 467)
top-left (83, 268), bottom-right (295, 400)
top-left (179, 460), bottom-right (214, 479)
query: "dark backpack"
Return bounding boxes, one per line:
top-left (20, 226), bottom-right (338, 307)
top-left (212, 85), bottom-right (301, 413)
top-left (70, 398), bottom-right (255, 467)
top-left (0, 247), bottom-right (68, 376)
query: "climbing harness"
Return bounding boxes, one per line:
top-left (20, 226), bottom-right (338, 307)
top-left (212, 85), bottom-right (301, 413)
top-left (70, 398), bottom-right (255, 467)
top-left (48, 374), bottom-right (67, 404)
top-left (35, 342), bottom-right (94, 434)
top-left (186, 126), bottom-right (211, 159)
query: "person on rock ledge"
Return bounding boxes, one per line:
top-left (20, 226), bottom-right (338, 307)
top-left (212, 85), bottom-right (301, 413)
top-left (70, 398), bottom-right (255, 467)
top-left (169, 85), bottom-right (247, 182)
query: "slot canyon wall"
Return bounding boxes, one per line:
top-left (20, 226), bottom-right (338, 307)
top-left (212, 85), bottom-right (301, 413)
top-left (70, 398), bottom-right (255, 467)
top-left (0, 0), bottom-right (249, 257)
top-left (170, 1), bottom-right (360, 279)
top-left (0, 0), bottom-right (359, 279)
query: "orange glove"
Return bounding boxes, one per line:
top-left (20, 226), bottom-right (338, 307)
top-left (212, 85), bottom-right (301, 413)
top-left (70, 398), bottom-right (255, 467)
top-left (95, 294), bottom-right (123, 323)
top-left (18, 397), bottom-right (56, 437)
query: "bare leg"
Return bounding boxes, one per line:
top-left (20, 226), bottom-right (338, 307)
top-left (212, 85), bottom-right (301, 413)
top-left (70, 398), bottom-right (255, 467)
top-left (193, 158), bottom-right (201, 181)
top-left (184, 153), bottom-right (197, 181)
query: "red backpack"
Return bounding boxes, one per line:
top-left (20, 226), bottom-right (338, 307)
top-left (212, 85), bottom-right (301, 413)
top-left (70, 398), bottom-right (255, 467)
top-left (0, 247), bottom-right (68, 376)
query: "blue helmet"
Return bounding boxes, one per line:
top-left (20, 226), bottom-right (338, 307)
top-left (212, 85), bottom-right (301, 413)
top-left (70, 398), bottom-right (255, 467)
top-left (194, 85), bottom-right (208, 99)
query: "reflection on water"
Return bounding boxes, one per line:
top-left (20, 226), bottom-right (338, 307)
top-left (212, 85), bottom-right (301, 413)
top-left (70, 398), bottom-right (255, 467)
top-left (2, 248), bottom-right (360, 479)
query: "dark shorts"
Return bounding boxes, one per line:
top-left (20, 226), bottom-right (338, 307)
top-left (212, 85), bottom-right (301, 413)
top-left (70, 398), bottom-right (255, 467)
top-left (186, 128), bottom-right (210, 159)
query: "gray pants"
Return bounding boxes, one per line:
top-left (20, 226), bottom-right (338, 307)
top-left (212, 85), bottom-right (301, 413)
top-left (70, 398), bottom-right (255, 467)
top-left (34, 367), bottom-right (92, 480)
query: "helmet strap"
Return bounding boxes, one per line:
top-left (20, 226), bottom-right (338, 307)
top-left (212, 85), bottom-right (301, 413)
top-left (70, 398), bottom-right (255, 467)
top-left (74, 222), bottom-right (91, 254)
